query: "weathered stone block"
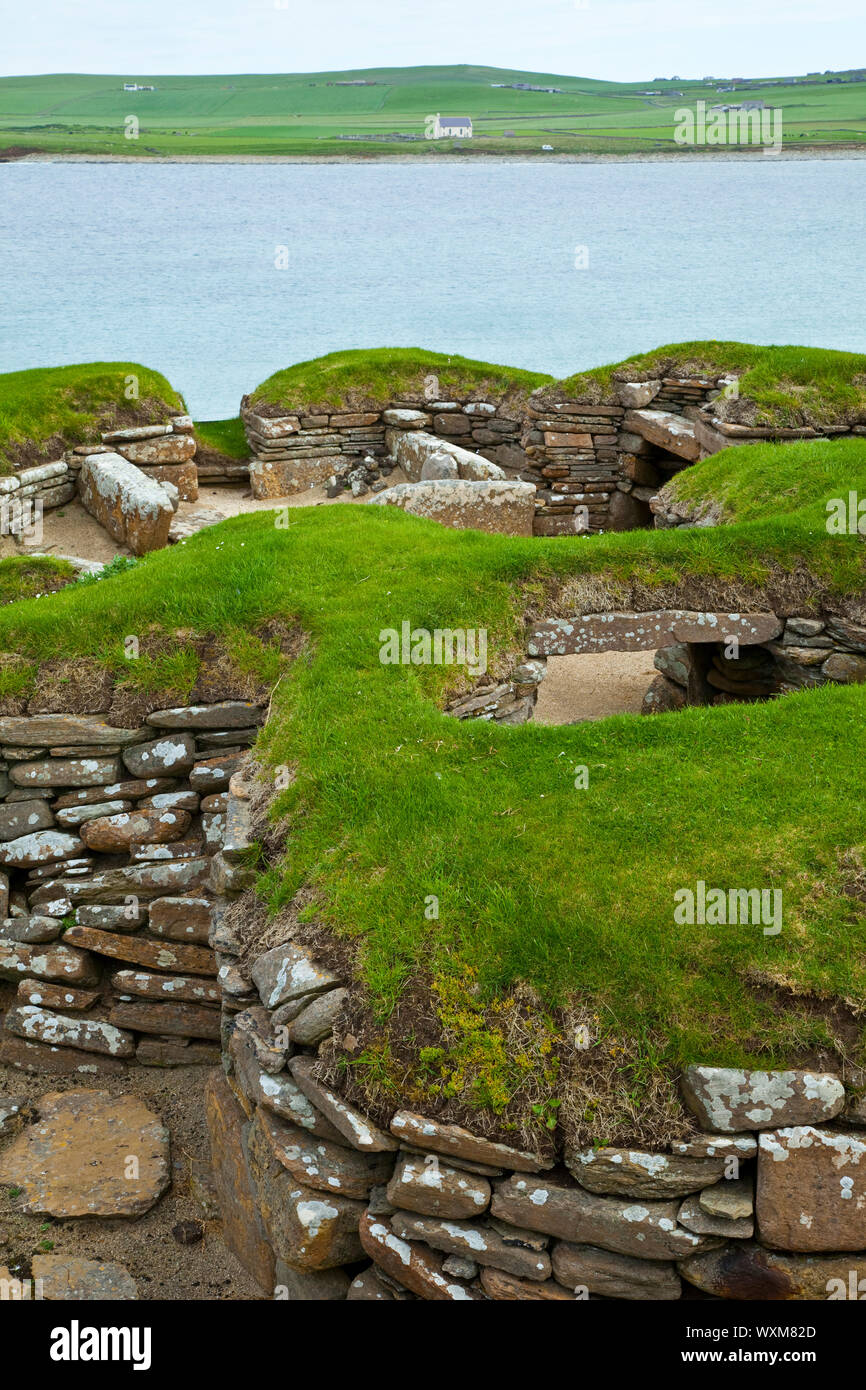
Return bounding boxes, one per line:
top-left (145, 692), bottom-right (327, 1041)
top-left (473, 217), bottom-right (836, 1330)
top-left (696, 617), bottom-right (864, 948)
top-left (79, 453), bottom-right (173, 555)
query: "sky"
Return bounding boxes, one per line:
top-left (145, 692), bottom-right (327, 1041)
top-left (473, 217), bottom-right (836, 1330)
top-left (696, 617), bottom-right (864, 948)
top-left (1, 0), bottom-right (864, 81)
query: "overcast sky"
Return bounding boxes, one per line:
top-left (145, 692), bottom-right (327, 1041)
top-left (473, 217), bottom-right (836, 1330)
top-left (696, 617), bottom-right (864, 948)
top-left (3, 0), bottom-right (864, 81)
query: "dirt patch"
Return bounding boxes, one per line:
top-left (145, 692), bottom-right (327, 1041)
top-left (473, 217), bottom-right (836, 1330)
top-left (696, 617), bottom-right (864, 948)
top-left (739, 968), bottom-right (864, 1074)
top-left (0, 1059), bottom-right (264, 1300)
top-left (4, 397), bottom-right (182, 474)
top-left (534, 651), bottom-right (657, 724)
top-left (0, 623), bottom-right (302, 722)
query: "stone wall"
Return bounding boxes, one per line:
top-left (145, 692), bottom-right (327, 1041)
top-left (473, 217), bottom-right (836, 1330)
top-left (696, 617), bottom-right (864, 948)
top-left (245, 372), bottom-right (866, 541)
top-left (239, 378), bottom-right (725, 536)
top-left (240, 396), bottom-right (524, 503)
top-left (441, 608), bottom-right (866, 727)
top-left (3, 700), bottom-right (864, 1300)
top-left (0, 700), bottom-right (265, 1074)
top-left (206, 824), bottom-right (866, 1299)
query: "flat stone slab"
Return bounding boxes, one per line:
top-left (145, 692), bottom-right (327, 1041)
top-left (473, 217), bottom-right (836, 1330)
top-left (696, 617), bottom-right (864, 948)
top-left (671, 1133), bottom-right (758, 1159)
top-left (10, 756), bottom-right (122, 788)
top-left (0, 717), bottom-right (145, 748)
top-left (204, 1071), bottom-right (275, 1293)
top-left (678, 1242), bottom-right (866, 1300)
top-left (111, 968), bottom-right (220, 1004)
top-left (623, 408), bottom-right (701, 461)
top-left (253, 1107), bottom-right (394, 1200)
top-left (382, 409), bottom-right (430, 428)
top-left (0, 830), bottom-right (82, 869)
top-left (359, 1211), bottom-right (483, 1300)
top-left (118, 435), bottom-right (196, 465)
top-left (64, 924), bottom-right (216, 976)
top-left (147, 702), bottom-right (263, 730)
top-left (567, 1146), bottom-right (726, 1199)
top-left (0, 1089), bottom-right (169, 1217)
top-left (551, 1240), bottom-right (681, 1299)
top-left (287, 988), bottom-right (347, 1046)
top-left (229, 1033), bottom-right (343, 1142)
top-left (527, 611), bottom-right (783, 656)
top-left (251, 942), bottom-right (341, 1010)
top-left (390, 1211), bottom-right (550, 1281)
top-left (756, 1127), bottom-right (866, 1252)
top-left (386, 428), bottom-right (505, 483)
top-left (678, 1194), bottom-right (754, 1239)
top-left (615, 380), bottom-right (662, 409)
top-left (30, 858), bottom-right (211, 908)
top-left (81, 808), bottom-right (191, 850)
top-left (491, 1175), bottom-right (724, 1260)
top-left (369, 479), bottom-right (535, 537)
top-left (54, 777), bottom-right (173, 808)
top-left (109, 998), bottom-right (220, 1039)
top-left (247, 1119), bottom-right (366, 1271)
top-left (0, 1034), bottom-right (127, 1077)
top-left (288, 1056), bottom-right (399, 1152)
top-left (390, 1110), bottom-right (551, 1173)
top-left (681, 1066), bottom-right (846, 1132)
top-left (16, 980), bottom-right (100, 1012)
top-left (79, 452), bottom-right (174, 556)
top-left (0, 800), bottom-right (55, 841)
top-left (0, 940), bottom-right (98, 986)
top-left (4, 1005), bottom-right (135, 1057)
top-left (386, 1152), bottom-right (491, 1219)
top-left (122, 733), bottom-right (196, 778)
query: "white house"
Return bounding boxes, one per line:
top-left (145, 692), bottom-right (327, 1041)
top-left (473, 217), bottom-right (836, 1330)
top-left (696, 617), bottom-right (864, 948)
top-left (433, 115), bottom-right (472, 138)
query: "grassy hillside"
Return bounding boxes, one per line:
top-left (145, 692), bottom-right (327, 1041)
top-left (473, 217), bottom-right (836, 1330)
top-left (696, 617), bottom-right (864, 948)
top-left (251, 347), bottom-right (553, 412)
top-left (551, 341), bottom-right (866, 428)
top-left (252, 341), bottom-right (866, 429)
top-left (1, 64), bottom-right (864, 157)
top-left (0, 429), bottom-right (863, 1144)
top-left (0, 362), bottom-right (185, 474)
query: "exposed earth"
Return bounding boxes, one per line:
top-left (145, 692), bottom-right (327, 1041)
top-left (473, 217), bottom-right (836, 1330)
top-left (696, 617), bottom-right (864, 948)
top-left (0, 1059), bottom-right (264, 1301)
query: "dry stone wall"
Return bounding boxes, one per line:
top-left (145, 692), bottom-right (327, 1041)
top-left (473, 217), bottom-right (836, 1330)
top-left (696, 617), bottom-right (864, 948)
top-left (205, 821), bottom-right (866, 1300)
top-left (244, 369), bottom-right (866, 541)
top-left (0, 700), bottom-right (265, 1074)
top-left (2, 701), bottom-right (864, 1300)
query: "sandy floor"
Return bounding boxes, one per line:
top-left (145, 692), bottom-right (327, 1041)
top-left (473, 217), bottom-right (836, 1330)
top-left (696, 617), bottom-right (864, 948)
top-left (0, 1056), bottom-right (265, 1301)
top-left (2, 472), bottom-right (408, 566)
top-left (534, 651), bottom-right (658, 724)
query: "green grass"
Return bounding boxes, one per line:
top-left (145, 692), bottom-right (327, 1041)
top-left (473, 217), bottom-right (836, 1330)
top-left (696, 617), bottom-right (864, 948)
top-left (253, 341), bottom-right (866, 431)
top-left (2, 64), bottom-right (864, 157)
top-left (552, 340), bottom-right (866, 428)
top-left (1, 432), bottom-right (864, 1139)
top-left (0, 556), bottom-right (75, 605)
top-left (194, 417), bottom-right (250, 460)
top-left (251, 347), bottom-right (553, 412)
top-left (0, 363), bottom-right (185, 474)
top-left (667, 436), bottom-right (866, 526)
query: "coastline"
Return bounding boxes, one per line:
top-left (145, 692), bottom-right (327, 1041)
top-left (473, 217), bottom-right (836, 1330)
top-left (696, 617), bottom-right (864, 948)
top-left (6, 146), bottom-right (866, 165)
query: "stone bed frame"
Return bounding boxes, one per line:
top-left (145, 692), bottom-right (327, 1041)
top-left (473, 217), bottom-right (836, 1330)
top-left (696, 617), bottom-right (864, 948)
top-left (0, 694), bottom-right (862, 1300)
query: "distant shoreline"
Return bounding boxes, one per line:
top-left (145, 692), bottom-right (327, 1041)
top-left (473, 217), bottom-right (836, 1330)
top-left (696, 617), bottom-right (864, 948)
top-left (7, 146), bottom-right (866, 165)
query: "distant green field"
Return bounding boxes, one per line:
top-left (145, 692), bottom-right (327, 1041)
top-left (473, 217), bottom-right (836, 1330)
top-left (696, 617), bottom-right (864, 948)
top-left (1, 64), bottom-right (864, 157)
